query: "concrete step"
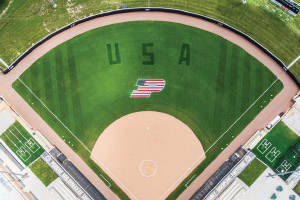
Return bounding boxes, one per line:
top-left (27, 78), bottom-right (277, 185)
top-left (53, 179), bottom-right (78, 200)
top-left (219, 180), bottom-right (242, 200)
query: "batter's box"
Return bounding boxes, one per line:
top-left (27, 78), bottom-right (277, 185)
top-left (277, 160), bottom-right (292, 172)
top-left (265, 147), bottom-right (281, 162)
top-left (257, 139), bottom-right (272, 154)
top-left (25, 138), bottom-right (40, 153)
top-left (16, 146), bottom-right (31, 161)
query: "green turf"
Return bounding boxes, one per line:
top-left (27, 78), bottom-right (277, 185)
top-left (294, 181), bottom-right (300, 196)
top-left (1, 0), bottom-right (300, 80)
top-left (253, 121), bottom-right (300, 169)
top-left (29, 158), bottom-right (58, 186)
top-left (238, 158), bottom-right (267, 187)
top-left (0, 121), bottom-right (45, 166)
top-left (12, 21), bottom-right (283, 199)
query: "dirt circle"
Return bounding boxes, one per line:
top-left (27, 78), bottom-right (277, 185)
top-left (139, 160), bottom-right (157, 177)
top-left (91, 111), bottom-right (205, 200)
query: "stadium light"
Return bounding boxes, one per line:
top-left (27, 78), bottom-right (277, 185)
top-left (267, 169), bottom-right (300, 178)
top-left (0, 170), bottom-right (29, 184)
top-left (50, 0), bottom-right (57, 8)
top-left (287, 55), bottom-right (300, 70)
top-left (0, 58), bottom-right (9, 69)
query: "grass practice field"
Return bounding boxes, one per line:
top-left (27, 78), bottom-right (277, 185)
top-left (238, 158), bottom-right (267, 187)
top-left (0, 121), bottom-right (44, 166)
top-left (253, 122), bottom-right (300, 178)
top-left (13, 21), bottom-right (283, 199)
top-left (29, 158), bottom-right (58, 186)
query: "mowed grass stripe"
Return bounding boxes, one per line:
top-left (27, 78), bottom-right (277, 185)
top-left (54, 48), bottom-right (69, 123)
top-left (212, 39), bottom-right (227, 135)
top-left (13, 21), bottom-right (283, 200)
top-left (241, 53), bottom-right (251, 111)
top-left (0, 122), bottom-right (44, 166)
top-left (66, 43), bottom-right (84, 137)
top-left (230, 45), bottom-right (241, 124)
top-left (221, 43), bottom-right (233, 133)
top-left (43, 56), bottom-right (54, 109)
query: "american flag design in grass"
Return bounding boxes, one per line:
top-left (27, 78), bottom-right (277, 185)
top-left (131, 79), bottom-right (166, 98)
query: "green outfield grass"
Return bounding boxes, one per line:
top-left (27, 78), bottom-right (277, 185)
top-left (29, 158), bottom-right (58, 186)
top-left (0, 0), bottom-right (300, 79)
top-left (12, 21), bottom-right (283, 199)
top-left (253, 122), bottom-right (300, 168)
top-left (294, 181), bottom-right (300, 196)
top-left (0, 121), bottom-right (44, 166)
top-left (238, 158), bottom-right (267, 187)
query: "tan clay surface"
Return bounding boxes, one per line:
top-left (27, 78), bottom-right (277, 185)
top-left (0, 11), bottom-right (298, 199)
top-left (91, 111), bottom-right (205, 200)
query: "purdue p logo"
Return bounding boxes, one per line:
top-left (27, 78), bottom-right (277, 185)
top-left (131, 79), bottom-right (166, 98)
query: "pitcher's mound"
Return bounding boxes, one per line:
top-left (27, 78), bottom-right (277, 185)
top-left (91, 111), bottom-right (205, 200)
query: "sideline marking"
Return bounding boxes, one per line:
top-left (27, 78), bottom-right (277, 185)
top-left (17, 78), bottom-right (141, 198)
top-left (265, 147), bottom-right (281, 162)
top-left (159, 78), bottom-right (279, 199)
top-left (257, 139), bottom-right (272, 154)
top-left (185, 174), bottom-right (196, 187)
top-left (18, 77), bottom-right (279, 199)
top-left (287, 55), bottom-right (300, 70)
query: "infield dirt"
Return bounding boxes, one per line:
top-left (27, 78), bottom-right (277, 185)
top-left (91, 111), bottom-right (205, 200)
top-left (0, 11), bottom-right (298, 200)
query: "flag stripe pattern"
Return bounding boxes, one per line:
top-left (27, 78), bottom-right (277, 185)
top-left (131, 79), bottom-right (166, 98)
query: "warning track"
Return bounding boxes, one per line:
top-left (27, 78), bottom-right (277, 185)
top-left (0, 10), bottom-right (298, 199)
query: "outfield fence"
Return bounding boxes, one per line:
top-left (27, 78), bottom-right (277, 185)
top-left (4, 7), bottom-right (300, 88)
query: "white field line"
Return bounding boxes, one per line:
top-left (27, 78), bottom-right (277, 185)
top-left (18, 76), bottom-right (279, 200)
top-left (287, 55), bottom-right (300, 70)
top-left (4, 133), bottom-right (18, 148)
top-left (13, 125), bottom-right (28, 140)
top-left (185, 174), bottom-right (196, 187)
top-left (0, 1), bottom-right (13, 19)
top-left (257, 139), bottom-right (272, 154)
top-left (17, 78), bottom-right (142, 198)
top-left (9, 129), bottom-right (22, 143)
top-left (159, 78), bottom-right (279, 199)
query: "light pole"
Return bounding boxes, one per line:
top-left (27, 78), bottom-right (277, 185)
top-left (0, 58), bottom-right (9, 70)
top-left (267, 169), bottom-right (300, 178)
top-left (50, 0), bottom-right (57, 8)
top-left (0, 170), bottom-right (29, 182)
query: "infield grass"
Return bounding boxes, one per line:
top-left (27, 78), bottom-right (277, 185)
top-left (29, 158), bottom-right (58, 186)
top-left (294, 181), bottom-right (300, 196)
top-left (238, 158), bottom-right (267, 187)
top-left (13, 21), bottom-right (283, 199)
top-left (0, 121), bottom-right (44, 166)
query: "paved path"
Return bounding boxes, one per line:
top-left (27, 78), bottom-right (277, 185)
top-left (0, 11), bottom-right (298, 199)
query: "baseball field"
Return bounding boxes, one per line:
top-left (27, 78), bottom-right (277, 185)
top-left (11, 20), bottom-right (283, 199)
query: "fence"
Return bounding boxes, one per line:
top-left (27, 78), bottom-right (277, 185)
top-left (4, 7), bottom-right (300, 88)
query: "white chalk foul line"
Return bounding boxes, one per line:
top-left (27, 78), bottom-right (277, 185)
top-left (18, 77), bottom-right (279, 200)
top-left (17, 78), bottom-right (141, 198)
top-left (159, 78), bottom-right (279, 199)
top-left (185, 174), bottom-right (196, 187)
top-left (17, 78), bottom-right (143, 197)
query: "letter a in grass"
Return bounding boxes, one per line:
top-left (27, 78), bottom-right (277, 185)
top-left (179, 43), bottom-right (190, 65)
top-left (131, 79), bottom-right (165, 98)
